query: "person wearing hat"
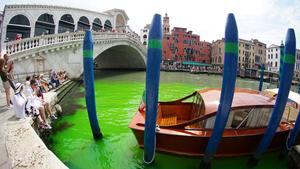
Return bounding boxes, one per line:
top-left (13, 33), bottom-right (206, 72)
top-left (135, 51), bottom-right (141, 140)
top-left (39, 74), bottom-right (50, 92)
top-left (14, 82), bottom-right (51, 129)
top-left (12, 83), bottom-right (26, 119)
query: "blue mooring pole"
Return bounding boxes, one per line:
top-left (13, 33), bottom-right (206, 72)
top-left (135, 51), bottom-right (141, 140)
top-left (143, 14), bottom-right (162, 164)
top-left (287, 109), bottom-right (300, 150)
top-left (258, 64), bottom-right (264, 92)
top-left (83, 30), bottom-right (103, 139)
top-left (200, 13), bottom-right (238, 169)
top-left (279, 41), bottom-right (284, 81)
top-left (248, 29), bottom-right (296, 166)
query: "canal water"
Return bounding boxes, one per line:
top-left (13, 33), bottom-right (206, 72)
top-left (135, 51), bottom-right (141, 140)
top-left (49, 70), bottom-right (289, 169)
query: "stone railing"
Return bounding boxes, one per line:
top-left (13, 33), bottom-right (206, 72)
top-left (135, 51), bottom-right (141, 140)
top-left (5, 31), bottom-right (145, 56)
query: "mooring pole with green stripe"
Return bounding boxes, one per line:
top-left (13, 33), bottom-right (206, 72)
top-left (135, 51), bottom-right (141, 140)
top-left (144, 14), bottom-right (162, 164)
top-left (248, 28), bottom-right (296, 166)
top-left (200, 13), bottom-right (238, 169)
top-left (83, 30), bottom-right (102, 139)
top-left (279, 41), bottom-right (284, 85)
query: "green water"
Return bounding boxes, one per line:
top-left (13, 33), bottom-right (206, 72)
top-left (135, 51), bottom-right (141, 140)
top-left (49, 70), bottom-right (289, 169)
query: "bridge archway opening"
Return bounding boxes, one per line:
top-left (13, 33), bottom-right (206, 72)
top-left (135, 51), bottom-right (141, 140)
top-left (115, 14), bottom-right (125, 32)
top-left (104, 20), bottom-right (112, 31)
top-left (6, 14), bottom-right (31, 41)
top-left (77, 16), bottom-right (90, 31)
top-left (94, 45), bottom-right (146, 70)
top-left (58, 14), bottom-right (75, 33)
top-left (92, 18), bottom-right (102, 32)
top-left (35, 13), bottom-right (55, 36)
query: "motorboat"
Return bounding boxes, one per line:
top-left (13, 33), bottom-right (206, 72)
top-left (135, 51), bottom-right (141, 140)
top-left (129, 88), bottom-right (300, 157)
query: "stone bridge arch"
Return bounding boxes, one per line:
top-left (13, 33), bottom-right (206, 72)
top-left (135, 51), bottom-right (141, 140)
top-left (93, 41), bottom-right (146, 70)
top-left (5, 32), bottom-right (146, 79)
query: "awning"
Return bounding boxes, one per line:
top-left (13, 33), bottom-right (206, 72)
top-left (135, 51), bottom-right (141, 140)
top-left (182, 61), bottom-right (211, 67)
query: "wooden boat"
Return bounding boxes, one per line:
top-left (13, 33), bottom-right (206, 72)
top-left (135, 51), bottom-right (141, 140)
top-left (129, 88), bottom-right (300, 157)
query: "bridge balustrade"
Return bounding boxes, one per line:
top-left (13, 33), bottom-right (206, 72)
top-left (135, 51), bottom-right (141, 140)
top-left (5, 31), bottom-right (143, 56)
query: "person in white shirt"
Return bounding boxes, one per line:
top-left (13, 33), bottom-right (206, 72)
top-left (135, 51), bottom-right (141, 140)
top-left (12, 83), bottom-right (26, 119)
top-left (24, 80), bottom-right (52, 129)
top-left (13, 83), bottom-right (51, 129)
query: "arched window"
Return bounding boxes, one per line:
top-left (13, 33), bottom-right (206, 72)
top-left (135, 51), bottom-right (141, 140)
top-left (92, 18), bottom-right (102, 32)
top-left (77, 16), bottom-right (90, 31)
top-left (35, 13), bottom-right (55, 36)
top-left (143, 34), bottom-right (147, 39)
top-left (6, 14), bottom-right (31, 41)
top-left (58, 14), bottom-right (74, 33)
top-left (9, 15), bottom-right (30, 25)
top-left (143, 41), bottom-right (147, 45)
top-left (104, 20), bottom-right (112, 31)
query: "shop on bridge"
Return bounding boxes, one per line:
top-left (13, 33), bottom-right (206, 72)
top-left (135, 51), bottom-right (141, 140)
top-left (58, 14), bottom-right (75, 33)
top-left (77, 16), bottom-right (90, 31)
top-left (6, 14), bottom-right (31, 41)
top-left (92, 18), bottom-right (103, 32)
top-left (35, 13), bottom-right (55, 36)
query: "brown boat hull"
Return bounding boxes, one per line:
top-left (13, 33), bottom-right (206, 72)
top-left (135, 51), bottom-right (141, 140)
top-left (130, 127), bottom-right (290, 157)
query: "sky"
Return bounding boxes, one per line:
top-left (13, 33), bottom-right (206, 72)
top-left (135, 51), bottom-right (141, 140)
top-left (1, 0), bottom-right (300, 48)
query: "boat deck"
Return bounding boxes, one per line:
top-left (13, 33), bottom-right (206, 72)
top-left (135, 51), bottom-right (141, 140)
top-left (160, 114), bottom-right (177, 126)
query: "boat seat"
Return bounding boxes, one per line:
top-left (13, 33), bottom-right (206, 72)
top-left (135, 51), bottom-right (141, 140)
top-left (160, 114), bottom-right (177, 126)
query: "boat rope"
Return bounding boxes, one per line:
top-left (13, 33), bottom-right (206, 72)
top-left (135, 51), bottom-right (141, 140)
top-left (143, 124), bottom-right (159, 164)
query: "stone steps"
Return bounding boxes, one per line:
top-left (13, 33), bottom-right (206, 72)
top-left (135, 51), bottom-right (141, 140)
top-left (55, 80), bottom-right (80, 103)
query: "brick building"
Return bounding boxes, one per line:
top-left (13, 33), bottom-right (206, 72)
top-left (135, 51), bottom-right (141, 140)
top-left (162, 14), bottom-right (211, 64)
top-left (199, 41), bottom-right (211, 63)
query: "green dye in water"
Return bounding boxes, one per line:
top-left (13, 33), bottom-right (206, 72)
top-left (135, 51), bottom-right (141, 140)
top-left (49, 71), bottom-right (288, 169)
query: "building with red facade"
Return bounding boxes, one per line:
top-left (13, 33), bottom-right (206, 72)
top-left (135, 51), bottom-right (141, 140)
top-left (162, 14), bottom-right (211, 65)
top-left (199, 41), bottom-right (211, 63)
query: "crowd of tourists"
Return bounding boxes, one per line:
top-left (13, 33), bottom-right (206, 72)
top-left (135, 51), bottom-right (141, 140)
top-left (0, 53), bottom-right (68, 129)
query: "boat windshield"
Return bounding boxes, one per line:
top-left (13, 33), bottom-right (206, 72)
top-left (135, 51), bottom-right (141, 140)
top-left (190, 93), bottom-right (204, 118)
top-left (186, 107), bottom-right (274, 129)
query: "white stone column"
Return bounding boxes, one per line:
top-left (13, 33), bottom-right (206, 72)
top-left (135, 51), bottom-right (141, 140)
top-left (53, 13), bottom-right (60, 34)
top-left (30, 25), bottom-right (35, 37)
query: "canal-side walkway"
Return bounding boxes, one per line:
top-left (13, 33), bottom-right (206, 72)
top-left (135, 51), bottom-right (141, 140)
top-left (0, 91), bottom-right (68, 169)
top-left (0, 93), bottom-right (11, 169)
